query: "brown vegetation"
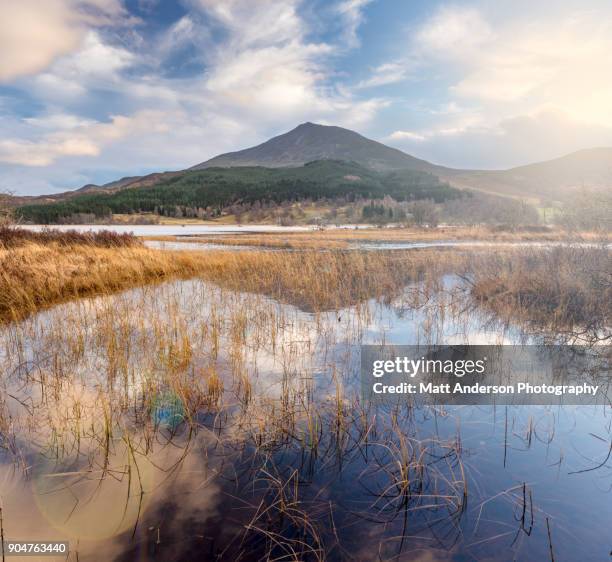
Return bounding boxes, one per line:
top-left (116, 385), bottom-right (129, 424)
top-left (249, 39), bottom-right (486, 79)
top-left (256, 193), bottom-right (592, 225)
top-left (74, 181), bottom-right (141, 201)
top-left (471, 246), bottom-right (611, 342)
top-left (194, 249), bottom-right (461, 311)
top-left (2, 227), bottom-right (608, 342)
top-left (0, 226), bottom-right (140, 248)
top-left (0, 230), bottom-right (609, 559)
top-left (0, 241), bottom-right (201, 321)
top-left (0, 234), bottom-right (463, 321)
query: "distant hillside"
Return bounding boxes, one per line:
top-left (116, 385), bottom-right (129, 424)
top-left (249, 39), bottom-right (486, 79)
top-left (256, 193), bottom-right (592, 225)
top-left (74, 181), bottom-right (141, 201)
top-left (9, 172), bottom-right (183, 207)
top-left (193, 122), bottom-right (447, 174)
top-left (16, 160), bottom-right (460, 224)
top-left (446, 148), bottom-right (612, 200)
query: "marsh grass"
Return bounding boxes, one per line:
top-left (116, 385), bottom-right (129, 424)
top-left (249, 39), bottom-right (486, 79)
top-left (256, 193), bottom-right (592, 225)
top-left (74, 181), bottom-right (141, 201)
top-left (0, 243), bottom-right (205, 321)
top-left (0, 226), bottom-right (140, 248)
top-left (0, 235), bottom-right (466, 321)
top-left (470, 246), bottom-right (611, 343)
top-left (0, 270), bottom-right (479, 560)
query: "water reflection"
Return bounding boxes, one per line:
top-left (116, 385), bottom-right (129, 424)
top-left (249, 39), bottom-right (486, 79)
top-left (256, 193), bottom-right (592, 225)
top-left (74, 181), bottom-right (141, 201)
top-left (0, 276), bottom-right (610, 561)
top-left (143, 239), bottom-right (611, 253)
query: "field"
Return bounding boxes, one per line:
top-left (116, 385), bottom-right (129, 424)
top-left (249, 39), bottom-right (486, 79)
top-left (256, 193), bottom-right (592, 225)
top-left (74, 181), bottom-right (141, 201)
top-left (0, 226), bottom-right (610, 561)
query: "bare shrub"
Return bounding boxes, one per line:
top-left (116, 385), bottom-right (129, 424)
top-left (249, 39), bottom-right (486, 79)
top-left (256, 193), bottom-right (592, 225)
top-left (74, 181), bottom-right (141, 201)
top-left (556, 188), bottom-right (612, 231)
top-left (0, 190), bottom-right (15, 226)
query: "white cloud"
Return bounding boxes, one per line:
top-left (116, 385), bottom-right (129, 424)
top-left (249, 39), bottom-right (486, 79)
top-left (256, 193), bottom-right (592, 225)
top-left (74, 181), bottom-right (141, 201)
top-left (179, 0), bottom-right (385, 128)
top-left (0, 138), bottom-right (99, 167)
top-left (380, 3), bottom-right (612, 167)
top-left (27, 32), bottom-right (135, 103)
top-left (0, 0), bottom-right (133, 82)
top-left (388, 130), bottom-right (426, 142)
top-left (357, 62), bottom-right (409, 89)
top-left (23, 114), bottom-right (96, 131)
top-left (415, 6), bottom-right (492, 57)
top-left (451, 15), bottom-right (612, 129)
top-left (336, 0), bottom-right (372, 48)
top-left (0, 110), bottom-right (169, 167)
top-left (194, 0), bottom-right (304, 48)
top-left (156, 16), bottom-right (199, 56)
top-left (413, 5), bottom-right (612, 127)
top-left (353, 7), bottom-right (490, 91)
top-left (387, 109), bottom-right (612, 169)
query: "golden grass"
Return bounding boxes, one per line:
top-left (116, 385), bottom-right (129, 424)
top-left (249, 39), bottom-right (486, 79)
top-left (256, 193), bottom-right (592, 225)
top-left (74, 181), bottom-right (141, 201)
top-left (0, 225), bottom-right (139, 247)
top-left (0, 241), bottom-right (465, 321)
top-left (195, 249), bottom-right (456, 310)
top-left (2, 233), bottom-right (607, 343)
top-left (0, 243), bottom-right (205, 321)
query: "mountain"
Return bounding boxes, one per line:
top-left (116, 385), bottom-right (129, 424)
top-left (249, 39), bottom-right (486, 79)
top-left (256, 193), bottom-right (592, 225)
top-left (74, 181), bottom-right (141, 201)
top-left (192, 123), bottom-right (612, 201)
top-left (446, 148), bottom-right (612, 201)
top-left (192, 122), bottom-right (447, 174)
top-left (10, 123), bottom-right (612, 207)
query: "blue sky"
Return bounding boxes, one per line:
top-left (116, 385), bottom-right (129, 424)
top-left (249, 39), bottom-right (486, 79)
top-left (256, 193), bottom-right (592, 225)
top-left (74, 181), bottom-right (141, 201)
top-left (2, 0), bottom-right (612, 194)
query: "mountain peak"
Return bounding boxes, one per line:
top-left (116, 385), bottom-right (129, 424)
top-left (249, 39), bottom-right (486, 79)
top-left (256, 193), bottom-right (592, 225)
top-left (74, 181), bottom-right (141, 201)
top-left (295, 121), bottom-right (318, 128)
top-left (192, 122), bottom-right (438, 172)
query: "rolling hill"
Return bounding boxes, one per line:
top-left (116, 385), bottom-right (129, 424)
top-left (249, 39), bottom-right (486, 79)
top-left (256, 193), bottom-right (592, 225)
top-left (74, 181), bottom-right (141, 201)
top-left (193, 123), bottom-right (611, 201)
top-left (444, 148), bottom-right (612, 201)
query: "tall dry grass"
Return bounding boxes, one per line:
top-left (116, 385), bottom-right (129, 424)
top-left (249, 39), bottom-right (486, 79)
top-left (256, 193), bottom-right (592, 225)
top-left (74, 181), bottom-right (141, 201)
top-left (0, 242), bottom-right (204, 321)
top-left (193, 249), bottom-right (461, 311)
top-left (471, 246), bottom-right (611, 342)
top-left (0, 236), bottom-right (464, 321)
top-left (1, 234), bottom-right (608, 558)
top-left (0, 225), bottom-right (140, 248)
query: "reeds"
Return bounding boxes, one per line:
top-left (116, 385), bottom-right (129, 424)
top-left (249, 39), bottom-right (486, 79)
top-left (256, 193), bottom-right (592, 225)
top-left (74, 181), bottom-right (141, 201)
top-left (0, 274), bottom-right (471, 559)
top-left (0, 242), bottom-right (204, 321)
top-left (470, 246), bottom-right (611, 343)
top-left (0, 235), bottom-right (464, 321)
top-left (0, 226), bottom-right (140, 248)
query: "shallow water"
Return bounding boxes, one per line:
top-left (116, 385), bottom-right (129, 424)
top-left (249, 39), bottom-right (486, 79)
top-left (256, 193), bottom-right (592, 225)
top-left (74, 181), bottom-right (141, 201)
top-left (0, 276), bottom-right (610, 561)
top-left (144, 240), bottom-right (265, 251)
top-left (354, 240), bottom-right (612, 250)
top-left (144, 238), bottom-right (611, 253)
top-left (20, 224), bottom-right (366, 236)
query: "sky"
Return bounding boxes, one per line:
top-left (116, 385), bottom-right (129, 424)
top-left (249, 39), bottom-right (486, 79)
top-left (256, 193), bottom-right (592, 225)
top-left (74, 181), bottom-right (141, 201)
top-left (2, 0), bottom-right (612, 195)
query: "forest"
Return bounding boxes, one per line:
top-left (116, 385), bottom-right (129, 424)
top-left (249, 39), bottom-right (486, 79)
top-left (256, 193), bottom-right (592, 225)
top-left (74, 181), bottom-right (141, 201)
top-left (15, 160), bottom-right (460, 223)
